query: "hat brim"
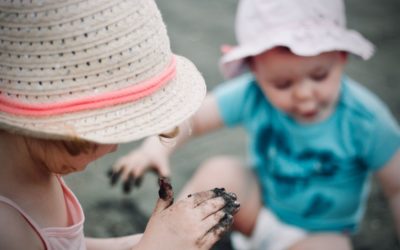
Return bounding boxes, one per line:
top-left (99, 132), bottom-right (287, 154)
top-left (0, 55), bottom-right (206, 144)
top-left (220, 27), bottom-right (374, 79)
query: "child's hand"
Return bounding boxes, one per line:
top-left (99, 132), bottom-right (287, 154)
top-left (108, 137), bottom-right (170, 193)
top-left (138, 177), bottom-right (240, 250)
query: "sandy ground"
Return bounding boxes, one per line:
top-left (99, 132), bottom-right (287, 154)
top-left (65, 0), bottom-right (400, 249)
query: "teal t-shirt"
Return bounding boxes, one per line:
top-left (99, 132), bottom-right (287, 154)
top-left (214, 73), bottom-right (400, 232)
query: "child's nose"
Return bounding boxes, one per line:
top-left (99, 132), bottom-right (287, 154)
top-left (293, 81), bottom-right (314, 101)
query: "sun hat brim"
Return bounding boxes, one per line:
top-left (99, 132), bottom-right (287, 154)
top-left (0, 55), bottom-right (206, 144)
top-left (220, 26), bottom-right (375, 79)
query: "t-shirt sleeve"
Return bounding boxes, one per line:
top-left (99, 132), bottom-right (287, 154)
top-left (212, 74), bottom-right (255, 127)
top-left (363, 105), bottom-right (400, 171)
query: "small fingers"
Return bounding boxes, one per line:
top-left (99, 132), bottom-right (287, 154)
top-left (211, 188), bottom-right (240, 215)
top-left (186, 190), bottom-right (217, 207)
top-left (215, 213), bottom-right (234, 231)
top-left (107, 167), bottom-right (123, 186)
top-left (158, 177), bottom-right (174, 201)
top-left (108, 154), bottom-right (148, 193)
top-left (153, 177), bottom-right (174, 213)
top-left (201, 210), bottom-right (226, 230)
top-left (119, 162), bottom-right (138, 182)
top-left (134, 176), bottom-right (143, 187)
top-left (196, 196), bottom-right (226, 219)
top-left (155, 160), bottom-right (171, 177)
top-left (196, 213), bottom-right (234, 249)
top-left (129, 162), bottom-right (150, 180)
top-left (187, 188), bottom-right (240, 215)
top-left (122, 173), bottom-right (135, 194)
top-left (108, 155), bottom-right (130, 186)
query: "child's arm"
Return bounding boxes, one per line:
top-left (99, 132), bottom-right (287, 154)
top-left (110, 94), bottom-right (223, 189)
top-left (0, 203), bottom-right (45, 249)
top-left (86, 235), bottom-right (142, 250)
top-left (376, 150), bottom-right (400, 240)
top-left (86, 182), bottom-right (237, 250)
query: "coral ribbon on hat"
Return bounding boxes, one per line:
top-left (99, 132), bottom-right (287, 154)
top-left (0, 57), bottom-right (177, 116)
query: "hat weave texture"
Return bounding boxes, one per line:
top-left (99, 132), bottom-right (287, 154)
top-left (0, 0), bottom-right (206, 143)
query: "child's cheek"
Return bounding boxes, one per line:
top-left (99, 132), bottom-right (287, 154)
top-left (269, 91), bottom-right (293, 112)
top-left (322, 82), bottom-right (341, 105)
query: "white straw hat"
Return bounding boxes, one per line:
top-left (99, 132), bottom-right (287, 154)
top-left (220, 0), bottom-right (375, 79)
top-left (0, 0), bottom-right (206, 144)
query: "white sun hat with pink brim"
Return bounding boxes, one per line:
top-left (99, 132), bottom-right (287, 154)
top-left (220, 0), bottom-right (375, 79)
top-left (0, 0), bottom-right (206, 144)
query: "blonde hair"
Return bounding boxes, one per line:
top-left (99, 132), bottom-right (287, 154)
top-left (21, 135), bottom-right (99, 173)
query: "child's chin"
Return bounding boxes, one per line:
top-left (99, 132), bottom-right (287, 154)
top-left (295, 116), bottom-right (318, 124)
top-left (292, 112), bottom-right (317, 123)
top-left (295, 110), bottom-right (332, 124)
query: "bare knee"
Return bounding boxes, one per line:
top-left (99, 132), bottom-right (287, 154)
top-left (180, 156), bottom-right (244, 195)
top-left (197, 156), bottom-right (244, 180)
top-left (289, 233), bottom-right (352, 250)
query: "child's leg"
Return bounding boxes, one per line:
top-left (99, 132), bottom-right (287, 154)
top-left (178, 155), bottom-right (262, 236)
top-left (288, 233), bottom-right (352, 250)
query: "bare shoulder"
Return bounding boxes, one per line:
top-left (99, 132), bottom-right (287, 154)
top-left (0, 202), bottom-right (44, 250)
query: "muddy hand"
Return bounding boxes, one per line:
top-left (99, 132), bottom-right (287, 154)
top-left (108, 139), bottom-right (171, 194)
top-left (208, 188), bottom-right (240, 237)
top-left (185, 188), bottom-right (240, 249)
top-left (141, 185), bottom-right (238, 250)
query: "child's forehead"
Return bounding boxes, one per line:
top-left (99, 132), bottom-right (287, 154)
top-left (254, 47), bottom-right (338, 64)
top-left (252, 48), bottom-right (341, 76)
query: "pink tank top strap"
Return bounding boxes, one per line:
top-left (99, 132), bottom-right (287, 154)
top-left (0, 195), bottom-right (50, 249)
top-left (56, 175), bottom-right (85, 225)
top-left (0, 177), bottom-right (85, 250)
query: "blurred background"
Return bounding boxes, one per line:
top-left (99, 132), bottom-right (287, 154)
top-left (65, 0), bottom-right (400, 249)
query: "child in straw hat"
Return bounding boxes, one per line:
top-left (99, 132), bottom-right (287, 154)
top-left (112, 0), bottom-right (400, 249)
top-left (0, 0), bottom-right (240, 249)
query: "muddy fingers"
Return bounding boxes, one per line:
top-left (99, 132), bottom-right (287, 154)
top-left (123, 174), bottom-right (144, 194)
top-left (196, 213), bottom-right (235, 249)
top-left (187, 187), bottom-right (240, 216)
top-left (187, 190), bottom-right (217, 207)
top-left (122, 174), bottom-right (135, 194)
top-left (212, 188), bottom-right (241, 214)
top-left (135, 176), bottom-right (143, 187)
top-left (146, 184), bottom-right (240, 250)
top-left (107, 167), bottom-right (123, 186)
top-left (158, 177), bottom-right (174, 201)
top-left (216, 213), bottom-right (234, 230)
top-left (153, 177), bottom-right (174, 213)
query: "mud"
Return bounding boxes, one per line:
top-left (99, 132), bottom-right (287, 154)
top-left (158, 177), bottom-right (173, 201)
top-left (107, 168), bottom-right (143, 194)
top-left (212, 187), bottom-right (240, 215)
top-left (210, 188), bottom-right (239, 238)
top-left (122, 174), bottom-right (135, 194)
top-left (107, 168), bottom-right (121, 186)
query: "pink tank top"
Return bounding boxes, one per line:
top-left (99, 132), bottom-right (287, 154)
top-left (0, 177), bottom-right (86, 250)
